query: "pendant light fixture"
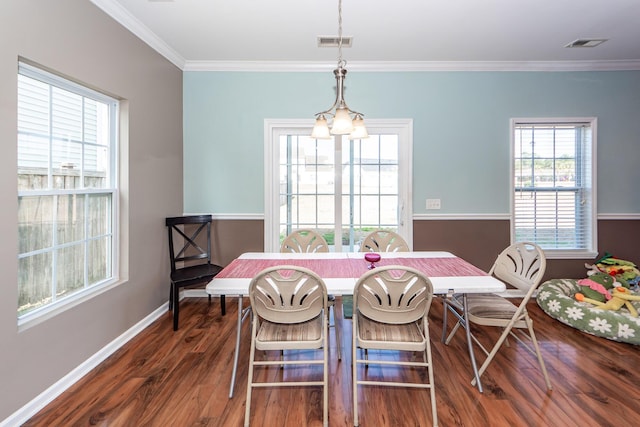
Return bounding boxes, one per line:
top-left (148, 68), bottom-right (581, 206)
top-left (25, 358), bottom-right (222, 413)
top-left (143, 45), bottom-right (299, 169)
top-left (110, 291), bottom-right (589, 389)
top-left (311, 0), bottom-right (368, 140)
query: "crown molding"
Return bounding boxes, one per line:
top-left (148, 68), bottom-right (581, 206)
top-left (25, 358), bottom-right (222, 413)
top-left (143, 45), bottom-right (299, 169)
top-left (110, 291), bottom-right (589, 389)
top-left (90, 0), bottom-right (185, 69)
top-left (184, 59), bottom-right (640, 72)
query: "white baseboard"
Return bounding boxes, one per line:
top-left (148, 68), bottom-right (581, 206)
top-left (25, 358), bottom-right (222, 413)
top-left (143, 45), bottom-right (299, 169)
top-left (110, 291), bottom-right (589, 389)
top-left (1, 303), bottom-right (169, 427)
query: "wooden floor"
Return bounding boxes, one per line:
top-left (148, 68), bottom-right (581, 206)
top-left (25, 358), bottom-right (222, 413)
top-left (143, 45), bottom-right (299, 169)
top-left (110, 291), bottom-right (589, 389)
top-left (24, 296), bottom-right (640, 427)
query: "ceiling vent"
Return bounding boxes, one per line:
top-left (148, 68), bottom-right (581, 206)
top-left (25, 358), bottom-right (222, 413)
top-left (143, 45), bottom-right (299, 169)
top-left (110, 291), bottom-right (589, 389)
top-left (565, 39), bottom-right (608, 48)
top-left (317, 36), bottom-right (353, 48)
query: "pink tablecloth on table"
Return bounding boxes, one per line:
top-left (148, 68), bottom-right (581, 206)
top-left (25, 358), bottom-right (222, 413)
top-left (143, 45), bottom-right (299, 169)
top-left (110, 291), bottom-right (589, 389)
top-left (216, 257), bottom-right (359, 279)
top-left (373, 257), bottom-right (487, 277)
top-left (216, 256), bottom-right (487, 279)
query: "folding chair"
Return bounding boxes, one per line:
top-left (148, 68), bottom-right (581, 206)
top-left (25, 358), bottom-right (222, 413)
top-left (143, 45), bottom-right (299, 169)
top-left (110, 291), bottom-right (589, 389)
top-left (352, 265), bottom-right (437, 426)
top-left (441, 242), bottom-right (552, 391)
top-left (245, 266), bottom-right (329, 427)
top-left (360, 229), bottom-right (409, 252)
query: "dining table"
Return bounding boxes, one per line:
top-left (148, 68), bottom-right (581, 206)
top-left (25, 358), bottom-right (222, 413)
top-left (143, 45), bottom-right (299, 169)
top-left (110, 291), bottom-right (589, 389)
top-left (205, 251), bottom-right (506, 396)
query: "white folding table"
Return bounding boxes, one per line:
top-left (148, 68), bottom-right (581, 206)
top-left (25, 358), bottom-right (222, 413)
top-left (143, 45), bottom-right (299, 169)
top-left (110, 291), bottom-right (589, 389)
top-left (206, 251), bottom-right (505, 396)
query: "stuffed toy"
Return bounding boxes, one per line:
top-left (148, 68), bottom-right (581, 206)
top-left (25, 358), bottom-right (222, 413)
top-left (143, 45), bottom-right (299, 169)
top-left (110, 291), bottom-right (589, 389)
top-left (575, 287), bottom-right (640, 317)
top-left (576, 271), bottom-right (626, 303)
top-left (591, 253), bottom-right (640, 288)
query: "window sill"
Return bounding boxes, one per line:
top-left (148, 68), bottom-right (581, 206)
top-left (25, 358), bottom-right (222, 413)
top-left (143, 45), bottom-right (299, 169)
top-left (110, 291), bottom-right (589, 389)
top-left (18, 278), bottom-right (123, 332)
top-left (542, 250), bottom-right (598, 260)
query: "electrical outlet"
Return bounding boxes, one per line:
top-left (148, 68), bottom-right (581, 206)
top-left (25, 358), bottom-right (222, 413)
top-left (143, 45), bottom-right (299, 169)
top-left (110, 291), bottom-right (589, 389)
top-left (426, 198), bottom-right (441, 210)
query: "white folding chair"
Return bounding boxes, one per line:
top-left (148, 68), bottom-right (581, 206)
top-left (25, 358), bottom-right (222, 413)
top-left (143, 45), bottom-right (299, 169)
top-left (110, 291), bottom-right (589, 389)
top-left (281, 229), bottom-right (341, 360)
top-left (360, 229), bottom-right (409, 252)
top-left (352, 265), bottom-right (437, 427)
top-left (280, 228), bottom-right (330, 253)
top-left (441, 242), bottom-right (552, 391)
top-left (245, 266), bottom-right (329, 427)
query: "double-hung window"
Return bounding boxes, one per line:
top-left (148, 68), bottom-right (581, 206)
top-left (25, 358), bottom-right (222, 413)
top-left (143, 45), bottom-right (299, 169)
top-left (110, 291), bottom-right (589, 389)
top-left (511, 118), bottom-right (597, 258)
top-left (17, 62), bottom-right (119, 322)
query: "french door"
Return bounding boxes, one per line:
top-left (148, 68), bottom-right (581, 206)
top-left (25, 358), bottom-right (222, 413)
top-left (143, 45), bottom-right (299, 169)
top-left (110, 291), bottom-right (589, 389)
top-left (265, 119), bottom-right (412, 252)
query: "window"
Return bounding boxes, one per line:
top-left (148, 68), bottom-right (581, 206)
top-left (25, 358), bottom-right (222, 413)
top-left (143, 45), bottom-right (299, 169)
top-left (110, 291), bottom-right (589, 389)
top-left (265, 119), bottom-right (412, 252)
top-left (511, 118), bottom-right (596, 258)
top-left (17, 62), bottom-right (118, 322)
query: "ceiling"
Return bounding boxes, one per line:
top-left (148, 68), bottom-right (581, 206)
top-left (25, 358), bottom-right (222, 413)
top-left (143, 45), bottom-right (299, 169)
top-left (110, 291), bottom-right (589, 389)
top-left (92, 0), bottom-right (640, 71)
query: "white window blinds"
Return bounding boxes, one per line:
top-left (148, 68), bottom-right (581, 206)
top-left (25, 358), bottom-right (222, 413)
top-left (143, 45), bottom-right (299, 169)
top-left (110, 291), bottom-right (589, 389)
top-left (512, 119), bottom-right (597, 257)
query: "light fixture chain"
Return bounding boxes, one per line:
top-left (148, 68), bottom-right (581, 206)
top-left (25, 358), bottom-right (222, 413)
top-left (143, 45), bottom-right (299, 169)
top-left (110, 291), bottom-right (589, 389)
top-left (338, 0), bottom-right (343, 68)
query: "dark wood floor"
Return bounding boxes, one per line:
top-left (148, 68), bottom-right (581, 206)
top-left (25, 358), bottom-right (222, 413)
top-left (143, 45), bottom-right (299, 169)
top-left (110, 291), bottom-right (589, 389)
top-left (24, 296), bottom-right (640, 427)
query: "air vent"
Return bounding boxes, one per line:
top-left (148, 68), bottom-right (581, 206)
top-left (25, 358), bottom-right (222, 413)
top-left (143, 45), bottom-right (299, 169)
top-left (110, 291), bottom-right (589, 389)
top-left (318, 36), bottom-right (353, 48)
top-left (565, 39), bottom-right (608, 48)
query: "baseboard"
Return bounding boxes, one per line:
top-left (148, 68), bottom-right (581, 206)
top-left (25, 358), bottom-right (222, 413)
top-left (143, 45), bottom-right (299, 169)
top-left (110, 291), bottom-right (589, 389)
top-left (0, 304), bottom-right (168, 427)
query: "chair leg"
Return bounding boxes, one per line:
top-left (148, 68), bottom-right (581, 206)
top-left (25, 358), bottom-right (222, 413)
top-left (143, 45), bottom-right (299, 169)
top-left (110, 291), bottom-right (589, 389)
top-left (172, 284), bottom-right (180, 331)
top-left (352, 321), bottom-right (359, 427)
top-left (440, 299), bottom-right (449, 342)
top-left (441, 299), bottom-right (464, 345)
top-left (323, 317), bottom-right (329, 427)
top-left (472, 320), bottom-right (516, 386)
top-left (221, 294), bottom-right (226, 315)
top-left (331, 304), bottom-right (342, 361)
top-left (445, 321), bottom-right (462, 345)
top-left (244, 319), bottom-right (258, 427)
top-left (168, 283), bottom-right (174, 311)
top-left (526, 317), bottom-right (553, 391)
top-left (424, 333), bottom-right (438, 427)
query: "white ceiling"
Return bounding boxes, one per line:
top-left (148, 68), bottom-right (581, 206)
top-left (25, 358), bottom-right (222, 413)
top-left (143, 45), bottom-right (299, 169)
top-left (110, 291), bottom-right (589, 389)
top-left (92, 0), bottom-right (640, 71)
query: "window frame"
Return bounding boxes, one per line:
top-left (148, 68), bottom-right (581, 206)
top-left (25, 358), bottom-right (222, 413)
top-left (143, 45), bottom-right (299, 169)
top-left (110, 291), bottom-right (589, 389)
top-left (264, 119), bottom-right (413, 252)
top-left (510, 117), bottom-right (597, 259)
top-left (17, 61), bottom-right (120, 327)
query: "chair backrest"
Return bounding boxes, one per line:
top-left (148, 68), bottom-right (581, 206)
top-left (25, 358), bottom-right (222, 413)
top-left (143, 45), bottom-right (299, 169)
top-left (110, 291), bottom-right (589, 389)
top-left (354, 265), bottom-right (433, 325)
top-left (490, 242), bottom-right (546, 295)
top-left (360, 230), bottom-right (409, 252)
top-left (249, 266), bottom-right (328, 324)
top-left (280, 229), bottom-right (329, 253)
top-left (165, 215), bottom-right (212, 273)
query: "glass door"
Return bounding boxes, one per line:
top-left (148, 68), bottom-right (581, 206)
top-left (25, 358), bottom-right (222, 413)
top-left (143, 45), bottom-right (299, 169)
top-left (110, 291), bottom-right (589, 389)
top-left (265, 119), bottom-right (412, 252)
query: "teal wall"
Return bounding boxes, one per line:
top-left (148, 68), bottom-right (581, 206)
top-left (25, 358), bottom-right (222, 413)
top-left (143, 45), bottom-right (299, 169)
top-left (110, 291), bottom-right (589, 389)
top-left (183, 70), bottom-right (640, 215)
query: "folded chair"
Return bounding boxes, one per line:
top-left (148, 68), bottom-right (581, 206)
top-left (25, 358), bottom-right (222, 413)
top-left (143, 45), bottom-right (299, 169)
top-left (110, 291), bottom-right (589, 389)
top-left (281, 229), bottom-right (341, 360)
top-left (441, 241), bottom-right (552, 391)
top-left (360, 229), bottom-right (409, 252)
top-left (245, 266), bottom-right (329, 427)
top-left (280, 228), bottom-right (330, 253)
top-left (352, 265), bottom-right (437, 427)
top-left (166, 215), bottom-right (224, 331)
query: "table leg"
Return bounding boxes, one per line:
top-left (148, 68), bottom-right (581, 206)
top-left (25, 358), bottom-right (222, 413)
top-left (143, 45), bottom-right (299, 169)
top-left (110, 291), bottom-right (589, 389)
top-left (463, 293), bottom-right (483, 393)
top-left (229, 295), bottom-right (244, 398)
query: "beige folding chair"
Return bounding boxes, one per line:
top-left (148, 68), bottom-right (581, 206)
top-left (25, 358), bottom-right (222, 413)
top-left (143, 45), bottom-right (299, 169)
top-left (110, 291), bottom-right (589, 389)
top-left (280, 229), bottom-right (341, 360)
top-left (280, 228), bottom-right (330, 253)
top-left (245, 266), bottom-right (329, 427)
top-left (441, 242), bottom-right (552, 391)
top-left (352, 265), bottom-right (437, 427)
top-left (360, 229), bottom-right (409, 252)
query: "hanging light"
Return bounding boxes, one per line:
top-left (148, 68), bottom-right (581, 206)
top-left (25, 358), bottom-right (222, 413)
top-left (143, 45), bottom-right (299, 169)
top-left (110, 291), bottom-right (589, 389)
top-left (311, 0), bottom-right (368, 140)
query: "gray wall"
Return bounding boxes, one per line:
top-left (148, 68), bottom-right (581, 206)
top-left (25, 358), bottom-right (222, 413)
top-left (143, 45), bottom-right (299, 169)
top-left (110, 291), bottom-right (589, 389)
top-left (0, 0), bottom-right (182, 420)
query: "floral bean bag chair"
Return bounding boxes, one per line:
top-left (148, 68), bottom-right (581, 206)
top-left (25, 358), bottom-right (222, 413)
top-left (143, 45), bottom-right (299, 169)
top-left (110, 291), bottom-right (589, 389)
top-left (536, 279), bottom-right (640, 345)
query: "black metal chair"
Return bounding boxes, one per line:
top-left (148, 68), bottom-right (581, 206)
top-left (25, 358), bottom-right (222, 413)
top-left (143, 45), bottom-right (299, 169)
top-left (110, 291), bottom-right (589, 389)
top-left (166, 215), bottom-right (225, 331)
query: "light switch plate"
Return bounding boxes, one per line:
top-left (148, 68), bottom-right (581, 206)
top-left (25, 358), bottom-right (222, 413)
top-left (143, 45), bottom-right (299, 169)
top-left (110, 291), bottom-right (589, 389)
top-left (426, 199), bottom-right (441, 210)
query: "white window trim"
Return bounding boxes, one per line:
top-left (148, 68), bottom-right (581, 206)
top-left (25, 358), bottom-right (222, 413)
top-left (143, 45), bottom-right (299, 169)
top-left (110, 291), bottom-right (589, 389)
top-left (17, 61), bottom-right (120, 329)
top-left (264, 119), bottom-right (413, 252)
top-left (509, 117), bottom-right (598, 259)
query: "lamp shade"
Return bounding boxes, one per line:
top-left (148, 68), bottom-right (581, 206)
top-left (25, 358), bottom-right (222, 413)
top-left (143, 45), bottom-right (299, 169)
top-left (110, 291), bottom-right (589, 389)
top-left (311, 116), bottom-right (332, 139)
top-left (330, 107), bottom-right (353, 134)
top-left (349, 115), bottom-right (368, 139)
